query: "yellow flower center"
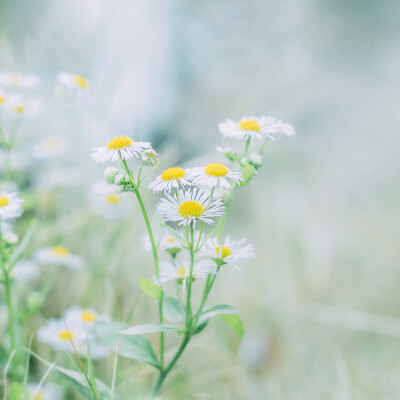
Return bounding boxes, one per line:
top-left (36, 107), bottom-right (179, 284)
top-left (0, 96), bottom-right (5, 104)
top-left (106, 136), bottom-right (134, 150)
top-left (74, 74), bottom-right (88, 89)
top-left (0, 196), bottom-right (10, 207)
top-left (215, 245), bottom-right (232, 258)
top-left (44, 136), bottom-right (63, 150)
top-left (58, 329), bottom-right (74, 341)
top-left (204, 163), bottom-right (228, 177)
top-left (51, 246), bottom-right (69, 257)
top-left (166, 237), bottom-right (175, 243)
top-left (81, 310), bottom-right (98, 322)
top-left (105, 194), bottom-right (120, 204)
top-left (238, 119), bottom-right (261, 131)
top-left (176, 266), bottom-right (186, 277)
top-left (33, 392), bottom-right (43, 400)
top-left (13, 105), bottom-right (25, 113)
top-left (178, 201), bottom-right (204, 218)
top-left (161, 167), bottom-right (186, 181)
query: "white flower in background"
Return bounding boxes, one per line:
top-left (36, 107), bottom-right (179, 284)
top-left (88, 181), bottom-right (129, 219)
top-left (0, 72), bottom-right (39, 88)
top-left (27, 383), bottom-right (64, 400)
top-left (34, 246), bottom-right (84, 270)
top-left (218, 116), bottom-right (295, 141)
top-left (0, 192), bottom-right (23, 220)
top-left (157, 188), bottom-right (225, 227)
top-left (64, 306), bottom-right (109, 328)
top-left (148, 167), bottom-right (192, 193)
top-left (0, 89), bottom-right (7, 107)
top-left (4, 94), bottom-right (42, 118)
top-left (258, 116), bottom-right (295, 138)
top-left (91, 135), bottom-right (151, 163)
top-left (200, 237), bottom-right (255, 270)
top-left (37, 319), bottom-right (89, 352)
top-left (188, 163), bottom-right (242, 190)
top-left (142, 231), bottom-right (184, 255)
top-left (33, 135), bottom-right (69, 159)
top-left (11, 259), bottom-right (40, 281)
top-left (57, 72), bottom-right (89, 92)
top-left (154, 260), bottom-right (216, 290)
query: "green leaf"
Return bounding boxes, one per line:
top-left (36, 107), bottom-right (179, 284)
top-left (240, 164), bottom-right (256, 186)
top-left (202, 304), bottom-right (239, 316)
top-left (29, 350), bottom-right (116, 400)
top-left (197, 304), bottom-right (240, 325)
top-left (163, 297), bottom-right (185, 323)
top-left (86, 341), bottom-right (99, 400)
top-left (120, 323), bottom-right (181, 336)
top-left (193, 321), bottom-right (208, 335)
top-left (220, 314), bottom-right (244, 339)
top-left (138, 277), bottom-right (163, 300)
top-left (95, 322), bottom-right (159, 368)
top-left (9, 220), bottom-right (36, 267)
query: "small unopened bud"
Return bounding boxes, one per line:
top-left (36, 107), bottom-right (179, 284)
top-left (114, 171), bottom-right (130, 185)
top-left (3, 232), bottom-right (18, 245)
top-left (142, 149), bottom-right (159, 167)
top-left (104, 167), bottom-right (119, 184)
top-left (248, 153), bottom-right (263, 168)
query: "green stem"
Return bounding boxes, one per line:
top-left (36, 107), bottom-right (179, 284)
top-left (243, 137), bottom-right (251, 157)
top-left (217, 189), bottom-right (235, 241)
top-left (185, 224), bottom-right (195, 328)
top-left (121, 161), bottom-right (164, 368)
top-left (150, 335), bottom-right (190, 398)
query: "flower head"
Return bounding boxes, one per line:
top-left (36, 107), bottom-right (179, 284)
top-left (34, 246), bottom-right (84, 270)
top-left (187, 163), bottom-right (242, 190)
top-left (33, 136), bottom-right (69, 159)
top-left (157, 188), bottom-right (224, 227)
top-left (149, 167), bottom-right (192, 193)
top-left (200, 237), bottom-right (255, 270)
top-left (27, 383), bottom-right (63, 400)
top-left (91, 135), bottom-right (151, 163)
top-left (0, 192), bottom-right (23, 220)
top-left (5, 94), bottom-right (42, 118)
top-left (142, 148), bottom-right (159, 166)
top-left (64, 306), bottom-right (110, 328)
top-left (58, 72), bottom-right (89, 92)
top-left (11, 259), bottom-right (40, 282)
top-left (154, 260), bottom-right (216, 291)
top-left (218, 116), bottom-right (295, 141)
top-left (0, 72), bottom-right (39, 88)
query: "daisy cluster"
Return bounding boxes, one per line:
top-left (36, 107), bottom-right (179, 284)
top-left (89, 113), bottom-right (294, 293)
top-left (37, 306), bottom-right (110, 359)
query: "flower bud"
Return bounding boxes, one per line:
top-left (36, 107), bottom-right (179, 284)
top-left (104, 167), bottom-right (119, 184)
top-left (142, 149), bottom-right (159, 167)
top-left (3, 231), bottom-right (18, 245)
top-left (248, 153), bottom-right (263, 168)
top-left (114, 171), bottom-right (130, 185)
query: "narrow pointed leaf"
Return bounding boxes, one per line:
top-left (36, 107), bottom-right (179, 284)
top-left (138, 277), bottom-right (163, 300)
top-left (95, 322), bottom-right (159, 368)
top-left (120, 323), bottom-right (181, 336)
top-left (220, 314), bottom-right (244, 339)
top-left (163, 297), bottom-right (185, 323)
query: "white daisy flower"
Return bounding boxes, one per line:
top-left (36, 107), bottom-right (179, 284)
top-left (88, 181), bottom-right (129, 220)
top-left (200, 237), bottom-right (255, 270)
top-left (37, 319), bottom-right (89, 352)
top-left (218, 116), bottom-right (295, 141)
top-left (33, 246), bottom-right (84, 270)
top-left (258, 116), bottom-right (295, 138)
top-left (91, 135), bottom-right (151, 163)
top-left (33, 136), bottom-right (69, 159)
top-left (154, 260), bottom-right (216, 290)
top-left (57, 72), bottom-right (89, 91)
top-left (157, 188), bottom-right (225, 227)
top-left (4, 94), bottom-right (42, 118)
top-left (0, 192), bottom-right (23, 220)
top-left (148, 167), bottom-right (192, 193)
top-left (0, 72), bottom-right (39, 88)
top-left (27, 383), bottom-right (64, 400)
top-left (0, 89), bottom-right (7, 107)
top-left (64, 306), bottom-right (110, 328)
top-left (11, 259), bottom-right (40, 282)
top-left (187, 163), bottom-right (242, 190)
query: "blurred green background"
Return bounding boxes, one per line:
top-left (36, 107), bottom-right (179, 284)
top-left (0, 0), bottom-right (400, 398)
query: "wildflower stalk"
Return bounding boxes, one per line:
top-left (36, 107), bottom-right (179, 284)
top-left (0, 226), bottom-right (16, 352)
top-left (121, 160), bottom-right (164, 368)
top-left (185, 223), bottom-right (195, 327)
